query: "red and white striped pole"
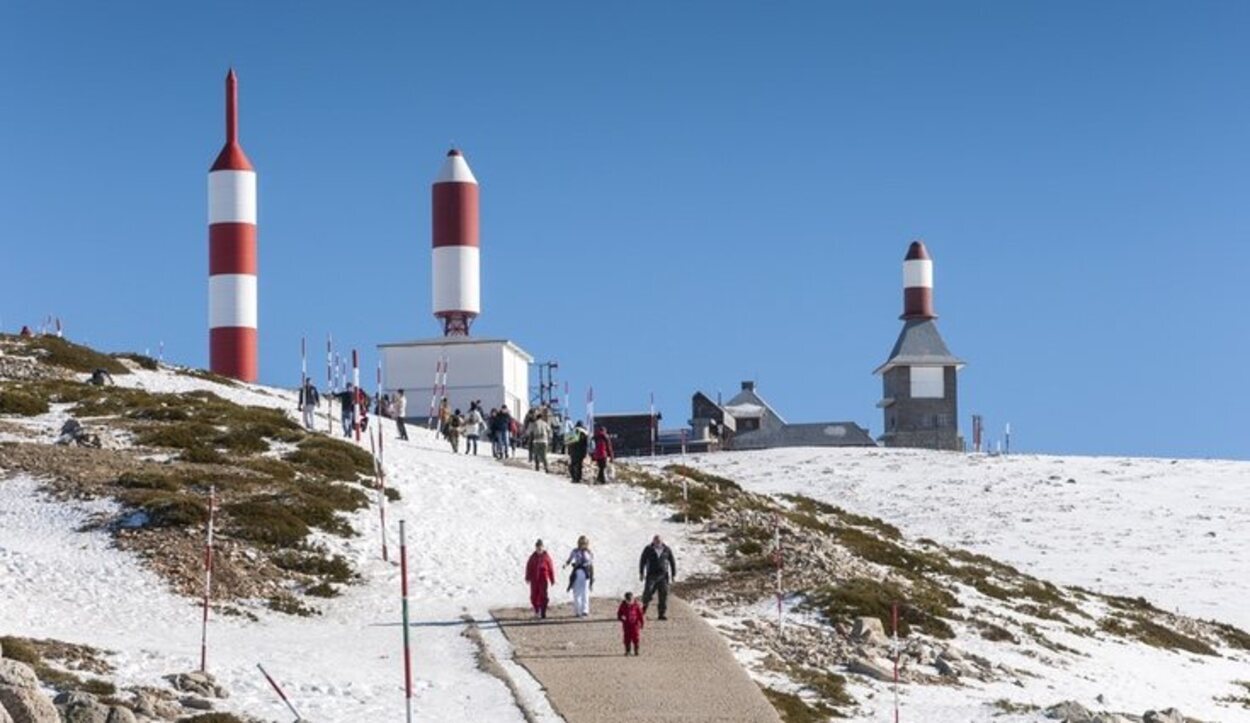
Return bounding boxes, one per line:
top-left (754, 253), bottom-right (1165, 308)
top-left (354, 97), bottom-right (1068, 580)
top-left (326, 335), bottom-right (334, 433)
top-left (649, 392), bottom-right (656, 457)
top-left (400, 520), bottom-right (413, 723)
top-left (199, 486), bottom-right (217, 673)
top-left (773, 513), bottom-right (783, 637)
top-left (586, 386), bottom-right (595, 434)
top-left (892, 602), bottom-right (900, 723)
top-left (257, 663), bottom-right (304, 721)
top-left (208, 69), bottom-right (258, 382)
top-left (376, 361), bottom-right (389, 562)
top-left (352, 350), bottom-right (361, 442)
top-left (427, 359), bottom-right (441, 429)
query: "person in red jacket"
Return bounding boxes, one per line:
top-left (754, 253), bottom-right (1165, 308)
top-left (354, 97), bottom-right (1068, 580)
top-left (590, 426), bottom-right (614, 484)
top-left (525, 539), bottom-right (556, 619)
top-left (617, 591), bottom-right (645, 655)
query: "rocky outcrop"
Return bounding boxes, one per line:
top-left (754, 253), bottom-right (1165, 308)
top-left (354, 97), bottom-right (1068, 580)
top-left (0, 660), bottom-right (58, 723)
top-left (53, 691), bottom-right (109, 723)
top-left (1046, 700), bottom-right (1094, 722)
top-left (164, 671), bottom-right (228, 700)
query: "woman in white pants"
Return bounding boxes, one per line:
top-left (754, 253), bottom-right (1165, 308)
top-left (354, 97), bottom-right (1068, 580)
top-left (564, 535), bottom-right (594, 617)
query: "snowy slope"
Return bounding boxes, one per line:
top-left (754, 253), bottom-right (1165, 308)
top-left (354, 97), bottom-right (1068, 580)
top-left (0, 367), bottom-right (712, 721)
top-left (641, 448), bottom-right (1250, 723)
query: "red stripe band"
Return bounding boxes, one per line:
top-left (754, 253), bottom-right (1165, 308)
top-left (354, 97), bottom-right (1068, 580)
top-left (210, 327), bottom-right (258, 382)
top-left (209, 224), bottom-right (258, 275)
top-left (432, 184), bottom-right (480, 248)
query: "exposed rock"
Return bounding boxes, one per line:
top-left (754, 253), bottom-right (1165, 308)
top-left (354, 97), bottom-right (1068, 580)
top-left (851, 616), bottom-right (886, 643)
top-left (164, 671), bottom-right (227, 699)
top-left (54, 691), bottom-right (110, 723)
top-left (104, 708), bottom-right (136, 723)
top-left (846, 656), bottom-right (895, 682)
top-left (0, 684), bottom-right (60, 723)
top-left (1046, 700), bottom-right (1095, 722)
top-left (934, 655), bottom-right (962, 678)
top-left (1091, 715), bottom-right (1133, 723)
top-left (178, 696), bottom-right (213, 711)
top-left (1143, 710), bottom-right (1185, 723)
top-left (0, 661), bottom-right (38, 691)
top-left (0, 699), bottom-right (12, 723)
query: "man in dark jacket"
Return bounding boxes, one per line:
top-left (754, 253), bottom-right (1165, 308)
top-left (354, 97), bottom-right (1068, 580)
top-left (566, 421), bottom-right (589, 483)
top-left (335, 384), bottom-right (356, 438)
top-left (638, 535), bottom-right (677, 620)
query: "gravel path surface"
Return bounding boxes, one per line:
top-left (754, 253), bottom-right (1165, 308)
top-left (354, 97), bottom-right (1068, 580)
top-left (492, 597), bottom-right (780, 723)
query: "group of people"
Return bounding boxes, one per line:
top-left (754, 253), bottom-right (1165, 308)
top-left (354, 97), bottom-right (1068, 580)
top-left (525, 534), bottom-right (678, 656)
top-left (299, 379), bottom-right (411, 442)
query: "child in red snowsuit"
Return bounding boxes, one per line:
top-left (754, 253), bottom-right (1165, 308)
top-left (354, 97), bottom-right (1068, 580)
top-left (617, 592), bottom-right (645, 655)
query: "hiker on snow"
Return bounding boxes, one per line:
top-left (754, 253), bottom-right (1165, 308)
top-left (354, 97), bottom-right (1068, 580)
top-left (525, 411), bottom-right (552, 473)
top-left (446, 409), bottom-right (464, 453)
top-left (639, 534), bottom-right (677, 620)
top-left (394, 389), bottom-right (409, 441)
top-left (464, 401), bottom-right (483, 455)
top-left (335, 384), bottom-right (356, 437)
top-left (591, 426), bottom-right (614, 483)
top-left (299, 379), bottom-right (320, 430)
top-left (566, 421), bottom-right (589, 483)
top-left (525, 539), bottom-right (555, 619)
top-left (617, 592), bottom-right (645, 655)
top-left (564, 535), bottom-right (594, 617)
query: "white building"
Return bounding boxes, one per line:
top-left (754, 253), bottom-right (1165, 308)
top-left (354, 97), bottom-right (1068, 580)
top-left (378, 338), bottom-right (532, 421)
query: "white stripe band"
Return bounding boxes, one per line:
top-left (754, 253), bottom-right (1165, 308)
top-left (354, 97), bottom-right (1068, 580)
top-left (434, 155), bottom-right (478, 184)
top-left (432, 246), bottom-right (481, 314)
top-left (208, 170), bottom-right (258, 225)
top-left (209, 274), bottom-right (258, 328)
top-left (903, 259), bottom-right (933, 288)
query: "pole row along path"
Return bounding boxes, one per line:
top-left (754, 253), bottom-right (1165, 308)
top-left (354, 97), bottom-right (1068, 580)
top-left (491, 597), bottom-right (781, 723)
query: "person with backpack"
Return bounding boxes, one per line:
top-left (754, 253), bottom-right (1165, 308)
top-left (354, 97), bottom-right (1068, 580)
top-left (393, 389), bottom-right (409, 441)
top-left (524, 539), bottom-right (555, 619)
top-left (639, 534), bottom-right (678, 620)
top-left (564, 535), bottom-right (594, 617)
top-left (525, 412), bottom-right (552, 473)
top-left (464, 402), bottom-right (483, 455)
top-left (446, 409), bottom-right (464, 453)
top-left (298, 380), bottom-right (320, 430)
top-left (591, 426), bottom-right (614, 483)
top-left (566, 421), bottom-right (589, 483)
top-left (495, 405), bottom-right (513, 459)
top-left (335, 384), bottom-right (356, 437)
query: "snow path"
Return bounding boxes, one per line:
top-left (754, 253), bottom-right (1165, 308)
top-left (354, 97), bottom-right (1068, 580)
top-left (1, 367), bottom-right (712, 720)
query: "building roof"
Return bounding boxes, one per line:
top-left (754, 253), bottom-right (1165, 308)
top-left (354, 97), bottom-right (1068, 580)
top-left (724, 387), bottom-right (787, 425)
top-left (733, 421), bottom-right (876, 449)
top-left (377, 337), bottom-right (534, 362)
top-left (874, 319), bottom-right (964, 374)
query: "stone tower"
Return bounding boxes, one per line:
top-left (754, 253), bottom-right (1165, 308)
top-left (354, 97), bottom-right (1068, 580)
top-left (874, 241), bottom-right (964, 450)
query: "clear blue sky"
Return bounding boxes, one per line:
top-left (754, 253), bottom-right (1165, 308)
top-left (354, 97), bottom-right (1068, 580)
top-left (2, 3), bottom-right (1247, 459)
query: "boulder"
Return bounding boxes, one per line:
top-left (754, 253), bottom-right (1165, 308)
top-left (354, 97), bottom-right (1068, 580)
top-left (165, 671), bottom-right (227, 699)
top-left (934, 655), bottom-right (962, 678)
top-left (178, 696), bottom-right (213, 711)
top-left (0, 662), bottom-right (38, 690)
top-left (105, 708), bottom-right (137, 723)
top-left (846, 656), bottom-right (895, 682)
top-left (1045, 700), bottom-right (1095, 723)
top-left (851, 616), bottom-right (886, 643)
top-left (0, 685), bottom-right (60, 723)
top-left (1091, 715), bottom-right (1133, 723)
top-left (0, 703), bottom-right (11, 723)
top-left (53, 691), bottom-right (109, 723)
top-left (1143, 710), bottom-right (1185, 723)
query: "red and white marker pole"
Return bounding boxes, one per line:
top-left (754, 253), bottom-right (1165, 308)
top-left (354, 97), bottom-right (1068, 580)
top-left (892, 602), bottom-right (900, 723)
top-left (649, 392), bottom-right (656, 457)
top-left (352, 350), bottom-right (361, 442)
top-left (257, 663), bottom-right (304, 721)
top-left (586, 386), bottom-right (595, 435)
top-left (773, 513), bottom-right (783, 636)
top-left (400, 520), bottom-right (414, 723)
top-left (376, 361), bottom-right (389, 562)
top-left (199, 486), bottom-right (217, 673)
top-left (427, 359), bottom-right (442, 429)
top-left (208, 69), bottom-right (259, 382)
top-left (326, 335), bottom-right (334, 433)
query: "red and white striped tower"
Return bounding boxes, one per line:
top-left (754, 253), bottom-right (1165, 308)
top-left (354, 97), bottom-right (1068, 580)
top-left (208, 69), bottom-right (258, 381)
top-left (901, 240), bottom-right (935, 321)
top-left (431, 149), bottom-right (480, 336)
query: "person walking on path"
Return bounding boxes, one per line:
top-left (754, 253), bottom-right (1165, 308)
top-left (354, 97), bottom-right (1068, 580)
top-left (393, 389), bottom-right (409, 441)
top-left (464, 402), bottom-right (483, 455)
top-left (564, 535), bottom-right (594, 617)
top-left (617, 592), bottom-right (645, 655)
top-left (437, 398), bottom-right (451, 438)
top-left (525, 539), bottom-right (556, 619)
top-left (446, 409), bottom-right (464, 453)
top-left (299, 379), bottom-right (320, 430)
top-left (526, 412), bottom-right (552, 473)
top-left (494, 405), bottom-right (513, 459)
top-left (566, 421), bottom-right (589, 483)
top-left (335, 384), bottom-right (356, 438)
top-left (639, 534), bottom-right (677, 620)
top-left (591, 426), bottom-right (614, 483)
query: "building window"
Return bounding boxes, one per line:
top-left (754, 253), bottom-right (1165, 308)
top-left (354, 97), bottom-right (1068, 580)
top-left (910, 367), bottom-right (944, 399)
